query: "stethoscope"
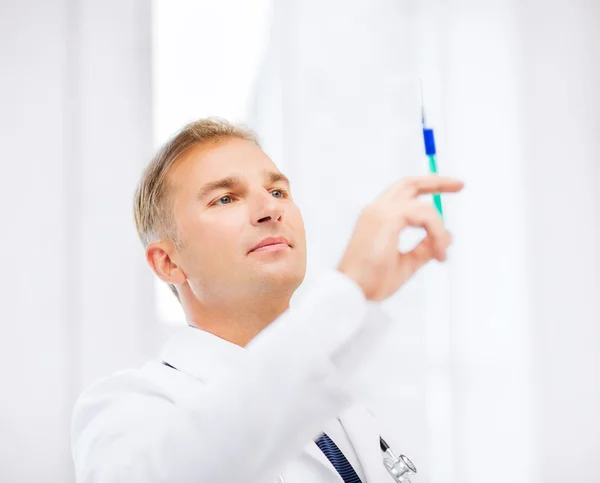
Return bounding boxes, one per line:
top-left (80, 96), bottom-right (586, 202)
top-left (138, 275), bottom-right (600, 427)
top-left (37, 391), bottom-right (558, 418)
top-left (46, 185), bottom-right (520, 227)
top-left (161, 361), bottom-right (417, 482)
top-left (380, 436), bottom-right (417, 483)
top-left (277, 436), bottom-right (417, 483)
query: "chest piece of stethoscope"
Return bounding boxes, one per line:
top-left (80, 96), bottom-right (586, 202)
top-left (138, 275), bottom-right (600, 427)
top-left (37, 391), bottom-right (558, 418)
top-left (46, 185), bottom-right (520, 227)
top-left (380, 437), bottom-right (417, 483)
top-left (384, 453), bottom-right (417, 483)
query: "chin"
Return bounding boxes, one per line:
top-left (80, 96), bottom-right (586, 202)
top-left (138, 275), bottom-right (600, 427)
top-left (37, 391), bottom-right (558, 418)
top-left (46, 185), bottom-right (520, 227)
top-left (254, 265), bottom-right (305, 292)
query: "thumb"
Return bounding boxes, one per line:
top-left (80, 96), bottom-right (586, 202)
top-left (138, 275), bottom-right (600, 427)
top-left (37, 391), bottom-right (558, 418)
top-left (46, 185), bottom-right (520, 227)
top-left (397, 236), bottom-right (436, 277)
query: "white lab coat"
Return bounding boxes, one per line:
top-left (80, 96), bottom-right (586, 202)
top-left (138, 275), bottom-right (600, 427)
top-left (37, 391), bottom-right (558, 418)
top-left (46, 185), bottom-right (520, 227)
top-left (72, 269), bottom-right (400, 483)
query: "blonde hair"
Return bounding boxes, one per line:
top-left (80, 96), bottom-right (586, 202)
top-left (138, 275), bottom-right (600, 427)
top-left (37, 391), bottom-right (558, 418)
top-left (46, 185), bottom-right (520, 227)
top-left (134, 118), bottom-right (259, 299)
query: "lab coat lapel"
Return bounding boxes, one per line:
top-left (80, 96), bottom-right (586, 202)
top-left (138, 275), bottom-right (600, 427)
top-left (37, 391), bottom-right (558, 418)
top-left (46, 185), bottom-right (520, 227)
top-left (338, 405), bottom-right (389, 483)
top-left (303, 439), bottom-right (344, 482)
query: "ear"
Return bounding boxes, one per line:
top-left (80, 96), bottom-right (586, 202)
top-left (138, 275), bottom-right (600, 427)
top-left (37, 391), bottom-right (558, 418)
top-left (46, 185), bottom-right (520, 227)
top-left (145, 241), bottom-right (187, 286)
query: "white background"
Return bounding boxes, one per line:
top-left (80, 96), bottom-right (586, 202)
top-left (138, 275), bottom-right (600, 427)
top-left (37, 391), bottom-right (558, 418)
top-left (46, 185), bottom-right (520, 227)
top-left (1, 1), bottom-right (598, 482)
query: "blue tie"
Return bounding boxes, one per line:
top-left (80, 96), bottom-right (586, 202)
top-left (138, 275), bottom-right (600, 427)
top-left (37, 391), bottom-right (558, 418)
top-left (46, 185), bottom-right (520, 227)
top-left (314, 433), bottom-right (363, 483)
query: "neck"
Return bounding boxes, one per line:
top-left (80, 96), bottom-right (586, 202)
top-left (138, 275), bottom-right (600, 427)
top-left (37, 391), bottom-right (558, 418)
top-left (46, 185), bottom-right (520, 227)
top-left (180, 289), bottom-right (292, 347)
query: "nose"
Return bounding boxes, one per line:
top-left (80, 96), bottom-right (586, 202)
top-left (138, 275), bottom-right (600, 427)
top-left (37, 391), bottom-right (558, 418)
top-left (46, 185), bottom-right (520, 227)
top-left (251, 191), bottom-right (284, 225)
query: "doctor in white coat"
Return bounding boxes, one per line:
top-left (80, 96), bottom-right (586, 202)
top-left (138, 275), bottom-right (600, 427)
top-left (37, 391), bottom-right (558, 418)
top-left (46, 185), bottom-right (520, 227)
top-left (71, 118), bottom-right (463, 483)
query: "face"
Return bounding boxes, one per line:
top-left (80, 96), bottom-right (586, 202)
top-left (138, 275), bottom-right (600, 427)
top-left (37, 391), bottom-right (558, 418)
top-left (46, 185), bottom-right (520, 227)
top-left (166, 138), bottom-right (307, 304)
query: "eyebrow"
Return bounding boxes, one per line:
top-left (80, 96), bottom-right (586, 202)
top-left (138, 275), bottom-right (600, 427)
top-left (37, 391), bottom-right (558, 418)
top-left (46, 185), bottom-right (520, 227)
top-left (196, 171), bottom-right (291, 201)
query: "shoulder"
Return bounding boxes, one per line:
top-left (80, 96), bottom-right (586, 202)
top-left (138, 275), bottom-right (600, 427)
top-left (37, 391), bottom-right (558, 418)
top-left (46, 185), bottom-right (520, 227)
top-left (75, 362), bottom-right (167, 405)
top-left (71, 362), bottom-right (207, 476)
top-left (77, 359), bottom-right (202, 401)
top-left (72, 361), bottom-right (200, 439)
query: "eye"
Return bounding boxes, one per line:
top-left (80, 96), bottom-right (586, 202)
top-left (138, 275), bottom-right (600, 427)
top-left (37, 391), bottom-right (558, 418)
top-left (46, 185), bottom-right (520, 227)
top-left (214, 195), bottom-right (234, 205)
top-left (271, 189), bottom-right (287, 198)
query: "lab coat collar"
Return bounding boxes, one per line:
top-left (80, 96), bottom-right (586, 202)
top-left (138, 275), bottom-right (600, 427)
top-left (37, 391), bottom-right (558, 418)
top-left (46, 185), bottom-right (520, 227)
top-left (303, 439), bottom-right (343, 481)
top-left (338, 404), bottom-right (390, 483)
top-left (160, 325), bottom-right (245, 382)
top-left (303, 404), bottom-right (388, 483)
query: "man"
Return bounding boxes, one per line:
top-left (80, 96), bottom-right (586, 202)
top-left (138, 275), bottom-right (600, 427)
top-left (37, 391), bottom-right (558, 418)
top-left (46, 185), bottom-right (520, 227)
top-left (71, 118), bottom-right (463, 482)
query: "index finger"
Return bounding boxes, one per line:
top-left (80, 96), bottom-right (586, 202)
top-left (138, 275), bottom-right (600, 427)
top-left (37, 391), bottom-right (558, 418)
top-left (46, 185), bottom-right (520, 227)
top-left (377, 175), bottom-right (464, 205)
top-left (399, 175), bottom-right (464, 197)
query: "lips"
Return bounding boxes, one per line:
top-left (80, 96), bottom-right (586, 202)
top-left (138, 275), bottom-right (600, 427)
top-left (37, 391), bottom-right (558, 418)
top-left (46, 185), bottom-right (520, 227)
top-left (249, 236), bottom-right (290, 253)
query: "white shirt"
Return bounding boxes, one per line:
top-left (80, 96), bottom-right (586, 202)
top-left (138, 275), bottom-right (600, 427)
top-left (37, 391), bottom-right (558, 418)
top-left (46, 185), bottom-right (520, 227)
top-left (72, 269), bottom-right (395, 483)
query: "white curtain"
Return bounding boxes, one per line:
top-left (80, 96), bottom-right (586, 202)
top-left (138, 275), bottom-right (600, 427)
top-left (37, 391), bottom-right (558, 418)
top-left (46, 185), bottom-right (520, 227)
top-left (250, 1), bottom-right (600, 482)
top-left (1, 1), bottom-right (155, 481)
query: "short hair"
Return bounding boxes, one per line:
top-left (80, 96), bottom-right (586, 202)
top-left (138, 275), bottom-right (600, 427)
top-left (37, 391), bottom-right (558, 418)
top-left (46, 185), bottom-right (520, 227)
top-left (133, 118), bottom-right (259, 300)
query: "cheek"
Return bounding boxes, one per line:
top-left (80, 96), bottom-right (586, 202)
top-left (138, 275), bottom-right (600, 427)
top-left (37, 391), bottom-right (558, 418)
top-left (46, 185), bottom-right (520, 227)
top-left (290, 207), bottom-right (306, 238)
top-left (286, 211), bottom-right (307, 255)
top-left (180, 209), bottom-right (243, 253)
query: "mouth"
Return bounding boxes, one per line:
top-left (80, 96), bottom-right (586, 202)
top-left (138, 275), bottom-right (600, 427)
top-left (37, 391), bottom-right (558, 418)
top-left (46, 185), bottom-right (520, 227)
top-left (248, 236), bottom-right (291, 254)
